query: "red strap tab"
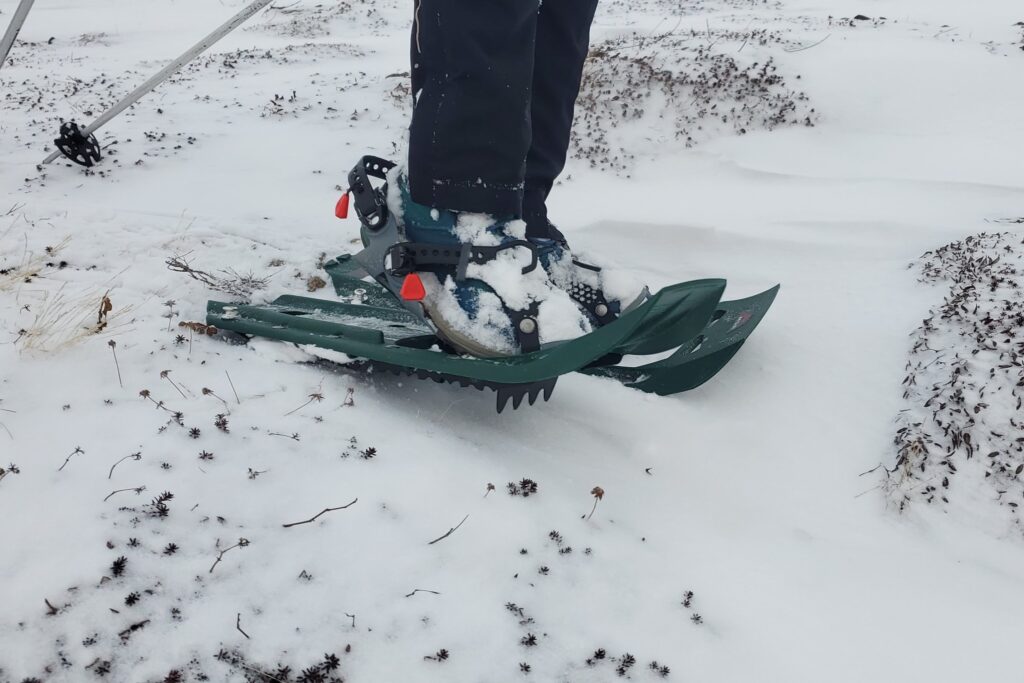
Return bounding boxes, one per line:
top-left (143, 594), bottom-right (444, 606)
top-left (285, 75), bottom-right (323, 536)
top-left (335, 192), bottom-right (350, 219)
top-left (400, 273), bottom-right (426, 302)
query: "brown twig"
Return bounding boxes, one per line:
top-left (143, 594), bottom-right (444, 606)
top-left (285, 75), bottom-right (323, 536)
top-left (202, 387), bottom-right (229, 409)
top-left (405, 588), bottom-right (441, 598)
top-left (282, 499), bottom-right (358, 528)
top-left (284, 391), bottom-right (324, 416)
top-left (236, 613), bottom-right (250, 639)
top-left (108, 452), bottom-right (141, 479)
top-left (104, 486), bottom-right (145, 502)
top-left (57, 446), bottom-right (84, 472)
top-left (139, 389), bottom-right (176, 413)
top-left (160, 370), bottom-right (187, 399)
top-left (226, 371), bottom-right (240, 404)
top-left (784, 33), bottom-right (831, 53)
top-left (108, 340), bottom-right (123, 388)
top-left (427, 514), bottom-right (469, 545)
top-left (268, 432), bottom-right (301, 441)
top-left (166, 253), bottom-right (271, 298)
top-left (119, 619), bottom-right (150, 641)
top-left (209, 538), bottom-right (250, 573)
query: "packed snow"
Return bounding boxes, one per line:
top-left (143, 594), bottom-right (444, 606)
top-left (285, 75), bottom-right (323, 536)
top-left (2, 0), bottom-right (1024, 682)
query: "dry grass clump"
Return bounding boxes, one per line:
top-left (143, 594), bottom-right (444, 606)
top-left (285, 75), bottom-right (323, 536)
top-left (572, 29), bottom-right (817, 173)
top-left (891, 232), bottom-right (1024, 531)
top-left (18, 286), bottom-right (134, 352)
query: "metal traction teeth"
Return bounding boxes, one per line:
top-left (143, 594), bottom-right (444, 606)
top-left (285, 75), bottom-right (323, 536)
top-left (365, 361), bottom-right (557, 413)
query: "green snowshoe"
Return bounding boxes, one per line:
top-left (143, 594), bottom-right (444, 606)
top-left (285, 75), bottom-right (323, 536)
top-left (207, 156), bottom-right (779, 411)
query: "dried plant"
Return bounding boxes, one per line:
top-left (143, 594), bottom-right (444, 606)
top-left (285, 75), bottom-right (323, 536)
top-left (572, 30), bottom-right (816, 173)
top-left (587, 486), bottom-right (604, 520)
top-left (893, 233), bottom-right (1024, 529)
top-left (166, 253), bottom-right (271, 299)
top-left (507, 478), bottom-right (539, 497)
top-left (17, 285), bottom-right (134, 352)
top-left (108, 340), bottom-right (123, 387)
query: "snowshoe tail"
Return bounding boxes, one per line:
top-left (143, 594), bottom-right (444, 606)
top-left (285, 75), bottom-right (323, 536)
top-left (581, 285), bottom-right (779, 394)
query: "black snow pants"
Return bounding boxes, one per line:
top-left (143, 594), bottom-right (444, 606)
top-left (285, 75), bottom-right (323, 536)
top-left (408, 0), bottom-right (599, 240)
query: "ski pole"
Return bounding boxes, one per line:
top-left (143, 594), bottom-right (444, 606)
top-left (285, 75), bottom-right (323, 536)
top-left (0, 0), bottom-right (36, 73)
top-left (41, 0), bottom-right (274, 166)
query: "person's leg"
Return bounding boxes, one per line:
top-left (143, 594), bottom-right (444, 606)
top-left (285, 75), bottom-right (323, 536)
top-left (409, 0), bottom-right (539, 217)
top-left (522, 0), bottom-right (600, 240)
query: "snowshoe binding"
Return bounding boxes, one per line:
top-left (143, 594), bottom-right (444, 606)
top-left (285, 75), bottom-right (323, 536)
top-left (346, 156), bottom-right (595, 357)
top-left (207, 155), bottom-right (780, 411)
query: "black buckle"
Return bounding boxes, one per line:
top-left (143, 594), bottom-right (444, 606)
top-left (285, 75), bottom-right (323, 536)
top-left (462, 241), bottom-right (539, 278)
top-left (385, 240), bottom-right (540, 281)
top-left (347, 156), bottom-right (396, 230)
top-left (386, 242), bottom-right (464, 277)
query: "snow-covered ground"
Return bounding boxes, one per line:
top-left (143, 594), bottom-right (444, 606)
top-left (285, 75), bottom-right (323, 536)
top-left (2, 0), bottom-right (1024, 681)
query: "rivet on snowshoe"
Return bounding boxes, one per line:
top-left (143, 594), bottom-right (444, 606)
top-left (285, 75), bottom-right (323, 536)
top-left (595, 303), bottom-right (609, 317)
top-left (519, 318), bottom-right (537, 335)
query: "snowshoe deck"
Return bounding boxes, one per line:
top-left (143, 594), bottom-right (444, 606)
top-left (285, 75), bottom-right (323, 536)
top-left (581, 286), bottom-right (779, 395)
top-left (207, 255), bottom-right (778, 411)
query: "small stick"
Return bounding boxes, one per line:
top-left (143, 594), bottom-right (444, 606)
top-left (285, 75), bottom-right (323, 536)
top-left (232, 661), bottom-right (285, 683)
top-left (854, 485), bottom-right (882, 499)
top-left (284, 391), bottom-right (324, 416)
top-left (405, 588), bottom-right (441, 598)
top-left (428, 514), bottom-right (469, 545)
top-left (160, 370), bottom-right (187, 399)
top-left (344, 612), bottom-right (356, 628)
top-left (108, 452), bottom-right (141, 479)
top-left (209, 538), bottom-right (250, 573)
top-left (268, 432), bottom-right (300, 441)
top-left (118, 619), bottom-right (150, 640)
top-left (202, 387), bottom-right (229, 409)
top-left (108, 340), bottom-right (123, 388)
top-left (104, 486), bottom-right (145, 502)
top-left (282, 499), bottom-right (358, 528)
top-left (858, 463), bottom-right (896, 477)
top-left (784, 33), bottom-right (831, 53)
top-left (226, 370), bottom-right (240, 404)
top-left (57, 446), bottom-right (84, 472)
top-left (236, 613), bottom-right (250, 639)
top-left (139, 389), bottom-right (177, 413)
top-left (44, 599), bottom-right (59, 615)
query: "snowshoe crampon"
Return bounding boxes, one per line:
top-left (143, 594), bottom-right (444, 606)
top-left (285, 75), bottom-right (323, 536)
top-left (207, 156), bottom-right (779, 412)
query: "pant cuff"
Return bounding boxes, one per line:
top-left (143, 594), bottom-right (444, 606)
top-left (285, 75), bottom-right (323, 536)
top-left (409, 172), bottom-right (524, 218)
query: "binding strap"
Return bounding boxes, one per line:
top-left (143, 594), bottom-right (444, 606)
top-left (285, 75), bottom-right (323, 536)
top-left (386, 240), bottom-right (539, 281)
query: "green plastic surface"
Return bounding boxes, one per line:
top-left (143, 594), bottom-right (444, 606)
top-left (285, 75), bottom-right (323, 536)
top-left (207, 254), bottom-right (778, 397)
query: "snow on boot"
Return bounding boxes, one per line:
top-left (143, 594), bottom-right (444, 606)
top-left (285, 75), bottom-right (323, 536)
top-left (530, 235), bottom-right (649, 327)
top-left (348, 157), bottom-right (590, 357)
